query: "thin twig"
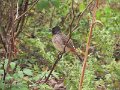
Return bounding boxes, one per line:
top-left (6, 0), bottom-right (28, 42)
top-left (66, 0), bottom-right (76, 40)
top-left (72, 0), bottom-right (95, 32)
top-left (15, 0), bottom-right (24, 32)
top-left (49, 7), bottom-right (55, 28)
top-left (14, 0), bottom-right (39, 22)
top-left (3, 63), bottom-right (6, 82)
top-left (79, 0), bottom-right (99, 90)
top-left (0, 34), bottom-right (7, 52)
top-left (15, 0), bottom-right (29, 38)
top-left (15, 1), bottom-right (19, 19)
top-left (44, 52), bottom-right (64, 83)
top-left (64, 0), bottom-right (75, 54)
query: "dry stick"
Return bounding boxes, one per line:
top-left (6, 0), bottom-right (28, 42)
top-left (67, 0), bottom-right (75, 38)
top-left (79, 22), bottom-right (94, 90)
top-left (3, 63), bottom-right (7, 82)
top-left (79, 0), bottom-right (99, 90)
top-left (14, 0), bottom-right (39, 22)
top-left (15, 0), bottom-right (24, 32)
top-left (0, 34), bottom-right (7, 52)
top-left (15, 0), bottom-right (29, 38)
top-left (14, 0), bottom-right (39, 39)
top-left (49, 7), bottom-right (55, 28)
top-left (44, 52), bottom-right (64, 83)
top-left (72, 0), bottom-right (95, 32)
top-left (7, 0), bottom-right (15, 69)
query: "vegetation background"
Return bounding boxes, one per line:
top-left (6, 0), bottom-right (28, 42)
top-left (0, 0), bottom-right (120, 90)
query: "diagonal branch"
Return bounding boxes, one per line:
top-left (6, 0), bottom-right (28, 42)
top-left (44, 52), bottom-right (64, 83)
top-left (0, 34), bottom-right (7, 52)
top-left (72, 0), bottom-right (95, 32)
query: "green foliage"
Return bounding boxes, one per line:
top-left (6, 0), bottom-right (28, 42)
top-left (10, 62), bottom-right (16, 70)
top-left (39, 84), bottom-right (53, 90)
top-left (65, 62), bottom-right (81, 90)
top-left (0, 0), bottom-right (120, 90)
top-left (79, 2), bottom-right (85, 12)
top-left (36, 0), bottom-right (60, 11)
top-left (23, 68), bottom-right (33, 76)
top-left (36, 0), bottom-right (50, 10)
top-left (50, 0), bottom-right (60, 8)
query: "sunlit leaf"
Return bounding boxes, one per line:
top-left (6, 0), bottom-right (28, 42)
top-left (4, 59), bottom-right (8, 70)
top-left (36, 0), bottom-right (49, 10)
top-left (23, 69), bottom-right (33, 76)
top-left (51, 0), bottom-right (60, 8)
top-left (79, 2), bottom-right (85, 12)
top-left (10, 62), bottom-right (16, 70)
top-left (0, 70), bottom-right (4, 74)
top-left (18, 71), bottom-right (24, 78)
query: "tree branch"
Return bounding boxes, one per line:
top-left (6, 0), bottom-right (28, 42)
top-left (44, 52), bottom-right (64, 83)
top-left (78, 0), bottom-right (99, 90)
top-left (72, 0), bottom-right (95, 32)
top-left (14, 0), bottom-right (39, 22)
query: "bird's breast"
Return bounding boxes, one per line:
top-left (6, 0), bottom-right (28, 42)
top-left (52, 35), bottom-right (70, 52)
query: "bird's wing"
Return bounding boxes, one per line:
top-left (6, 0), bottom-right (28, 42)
top-left (52, 34), bottom-right (65, 52)
top-left (52, 33), bottom-right (76, 52)
top-left (60, 33), bottom-right (75, 50)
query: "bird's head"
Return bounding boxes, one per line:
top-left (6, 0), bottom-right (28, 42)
top-left (52, 26), bottom-right (61, 35)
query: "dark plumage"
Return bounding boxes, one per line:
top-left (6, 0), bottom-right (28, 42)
top-left (52, 26), bottom-right (61, 35)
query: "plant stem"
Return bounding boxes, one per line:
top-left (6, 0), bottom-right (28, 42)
top-left (78, 0), bottom-right (99, 90)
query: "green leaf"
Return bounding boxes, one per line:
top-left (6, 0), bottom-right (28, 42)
top-left (6, 74), bottom-right (12, 80)
top-left (18, 0), bottom-right (23, 6)
top-left (52, 71), bottom-right (59, 79)
top-left (10, 62), bottom-right (16, 70)
top-left (4, 59), bottom-right (8, 70)
top-left (39, 84), bottom-right (52, 90)
top-left (18, 71), bottom-right (24, 78)
top-left (0, 70), bottom-right (4, 74)
top-left (23, 69), bottom-right (33, 76)
top-left (51, 0), bottom-right (60, 8)
top-left (32, 74), bottom-right (41, 81)
top-left (0, 81), bottom-right (5, 90)
top-left (79, 2), bottom-right (85, 12)
top-left (11, 84), bottom-right (28, 90)
top-left (104, 7), bottom-right (111, 15)
top-left (36, 0), bottom-right (49, 10)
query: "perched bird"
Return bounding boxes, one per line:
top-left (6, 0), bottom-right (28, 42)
top-left (52, 26), bottom-right (83, 62)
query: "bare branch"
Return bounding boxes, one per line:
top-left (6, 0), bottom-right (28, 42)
top-left (72, 0), bottom-right (95, 32)
top-left (15, 1), bottom-right (19, 19)
top-left (14, 0), bottom-right (39, 22)
top-left (79, 0), bottom-right (99, 90)
top-left (44, 52), bottom-right (64, 83)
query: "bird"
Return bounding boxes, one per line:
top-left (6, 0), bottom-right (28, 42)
top-left (51, 26), bottom-right (83, 62)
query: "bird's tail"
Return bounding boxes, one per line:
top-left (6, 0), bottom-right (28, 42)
top-left (75, 52), bottom-right (84, 62)
top-left (72, 50), bottom-right (84, 62)
top-left (70, 48), bottom-right (84, 62)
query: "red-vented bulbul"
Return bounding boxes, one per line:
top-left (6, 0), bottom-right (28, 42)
top-left (52, 26), bottom-right (83, 62)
